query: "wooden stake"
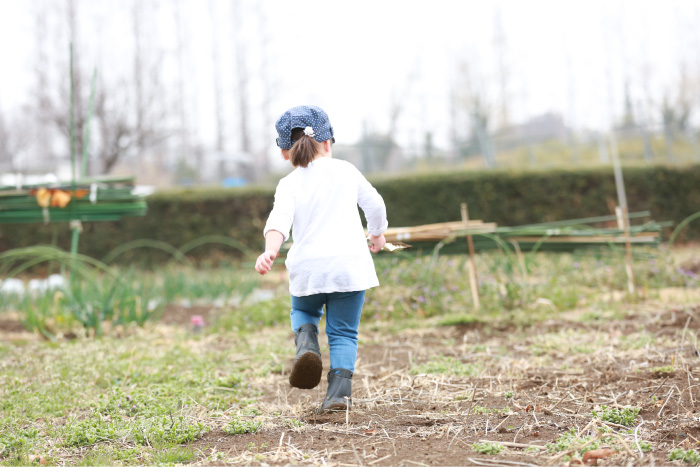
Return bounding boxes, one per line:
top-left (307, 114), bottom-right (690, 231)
top-left (617, 205), bottom-right (637, 295)
top-left (461, 203), bottom-right (480, 310)
top-left (610, 130), bottom-right (636, 295)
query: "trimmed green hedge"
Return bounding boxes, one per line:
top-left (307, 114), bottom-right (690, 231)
top-left (1, 165), bottom-right (698, 263)
top-left (374, 165), bottom-right (700, 231)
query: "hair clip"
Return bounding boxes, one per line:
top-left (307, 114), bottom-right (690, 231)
top-left (303, 126), bottom-right (315, 137)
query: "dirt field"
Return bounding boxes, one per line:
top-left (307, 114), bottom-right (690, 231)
top-left (2, 282), bottom-right (700, 466)
top-left (184, 293), bottom-right (700, 467)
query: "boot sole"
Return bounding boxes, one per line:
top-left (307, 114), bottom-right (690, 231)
top-left (317, 401), bottom-right (350, 414)
top-left (289, 352), bottom-right (322, 389)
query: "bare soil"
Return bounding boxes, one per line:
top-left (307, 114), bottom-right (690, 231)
top-left (190, 300), bottom-right (700, 466)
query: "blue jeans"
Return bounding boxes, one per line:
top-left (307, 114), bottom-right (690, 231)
top-left (290, 291), bottom-right (365, 372)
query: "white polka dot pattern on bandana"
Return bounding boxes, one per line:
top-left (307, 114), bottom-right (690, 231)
top-left (275, 105), bottom-right (335, 149)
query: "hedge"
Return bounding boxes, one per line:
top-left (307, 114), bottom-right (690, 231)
top-left (1, 164), bottom-right (698, 264)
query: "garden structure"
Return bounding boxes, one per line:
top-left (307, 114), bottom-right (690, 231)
top-left (0, 46), bottom-right (147, 257)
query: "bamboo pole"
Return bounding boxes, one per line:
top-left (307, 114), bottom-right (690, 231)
top-left (82, 68), bottom-right (97, 178)
top-left (67, 43), bottom-right (80, 278)
top-left (69, 43), bottom-right (76, 195)
top-left (461, 203), bottom-right (480, 311)
top-left (610, 130), bottom-right (636, 295)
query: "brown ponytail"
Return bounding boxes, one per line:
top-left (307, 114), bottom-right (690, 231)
top-left (289, 128), bottom-right (323, 168)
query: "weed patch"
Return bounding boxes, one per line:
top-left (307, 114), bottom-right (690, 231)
top-left (669, 448), bottom-right (700, 465)
top-left (591, 405), bottom-right (640, 427)
top-left (410, 356), bottom-right (479, 377)
top-left (63, 417), bottom-right (120, 447)
top-left (472, 405), bottom-right (510, 415)
top-left (223, 417), bottom-right (261, 435)
top-left (472, 442), bottom-right (504, 455)
top-left (151, 445), bottom-right (196, 465)
top-left (546, 428), bottom-right (602, 458)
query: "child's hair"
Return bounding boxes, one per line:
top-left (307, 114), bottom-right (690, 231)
top-left (289, 127), bottom-right (324, 168)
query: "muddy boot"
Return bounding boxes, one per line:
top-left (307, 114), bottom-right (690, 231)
top-left (318, 369), bottom-right (353, 413)
top-left (289, 323), bottom-right (322, 389)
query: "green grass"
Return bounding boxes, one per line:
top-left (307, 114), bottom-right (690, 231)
top-left (410, 356), bottom-right (480, 377)
top-left (75, 445), bottom-right (143, 466)
top-left (150, 445), bottom-right (196, 465)
top-left (2, 246), bottom-right (689, 339)
top-left (0, 329), bottom-right (270, 465)
top-left (619, 332), bottom-right (656, 350)
top-left (368, 247), bottom-right (689, 326)
top-left (0, 247), bottom-right (692, 465)
top-left (528, 329), bottom-right (606, 358)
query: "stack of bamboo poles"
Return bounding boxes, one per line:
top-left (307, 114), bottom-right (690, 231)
top-left (383, 220), bottom-right (497, 242)
top-left (0, 176), bottom-right (147, 224)
top-left (382, 211), bottom-right (669, 253)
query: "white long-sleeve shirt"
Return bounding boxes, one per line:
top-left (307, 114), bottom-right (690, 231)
top-left (263, 157), bottom-right (388, 297)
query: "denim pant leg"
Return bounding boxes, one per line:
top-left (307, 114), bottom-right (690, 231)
top-left (290, 294), bottom-right (326, 331)
top-left (325, 291), bottom-right (365, 372)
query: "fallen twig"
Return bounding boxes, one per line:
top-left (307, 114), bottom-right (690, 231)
top-left (478, 439), bottom-right (545, 450)
top-left (467, 458), bottom-right (538, 467)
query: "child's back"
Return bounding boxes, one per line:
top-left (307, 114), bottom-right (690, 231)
top-left (266, 157), bottom-right (386, 296)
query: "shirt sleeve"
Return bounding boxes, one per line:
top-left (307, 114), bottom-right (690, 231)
top-left (356, 170), bottom-right (388, 236)
top-left (263, 177), bottom-right (294, 242)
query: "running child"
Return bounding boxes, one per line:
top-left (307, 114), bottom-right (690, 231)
top-left (255, 105), bottom-right (388, 413)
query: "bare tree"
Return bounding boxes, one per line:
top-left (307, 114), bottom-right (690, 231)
top-left (255, 0), bottom-right (273, 177)
top-left (232, 0), bottom-right (251, 155)
top-left (209, 0), bottom-right (225, 152)
top-left (493, 6), bottom-right (510, 130)
top-left (661, 67), bottom-right (693, 131)
top-left (27, 0), bottom-right (93, 174)
top-left (0, 109), bottom-right (32, 172)
top-left (32, 0), bottom-right (54, 166)
top-left (172, 0), bottom-right (194, 171)
top-left (660, 63), bottom-right (696, 162)
top-left (636, 14), bottom-right (656, 163)
top-left (452, 61), bottom-right (496, 168)
top-left (35, 0), bottom-right (171, 175)
top-left (66, 0), bottom-right (85, 164)
top-left (91, 75), bottom-right (169, 174)
top-left (0, 109), bottom-right (14, 170)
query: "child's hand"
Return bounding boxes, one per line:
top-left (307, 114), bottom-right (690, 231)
top-left (255, 250), bottom-right (277, 275)
top-left (368, 234), bottom-right (386, 253)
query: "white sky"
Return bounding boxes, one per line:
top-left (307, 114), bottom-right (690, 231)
top-left (0, 0), bottom-right (698, 166)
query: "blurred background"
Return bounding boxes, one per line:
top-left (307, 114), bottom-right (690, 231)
top-left (0, 0), bottom-right (699, 188)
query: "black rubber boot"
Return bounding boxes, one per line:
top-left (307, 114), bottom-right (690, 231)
top-left (318, 369), bottom-right (353, 413)
top-left (289, 323), bottom-right (322, 389)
